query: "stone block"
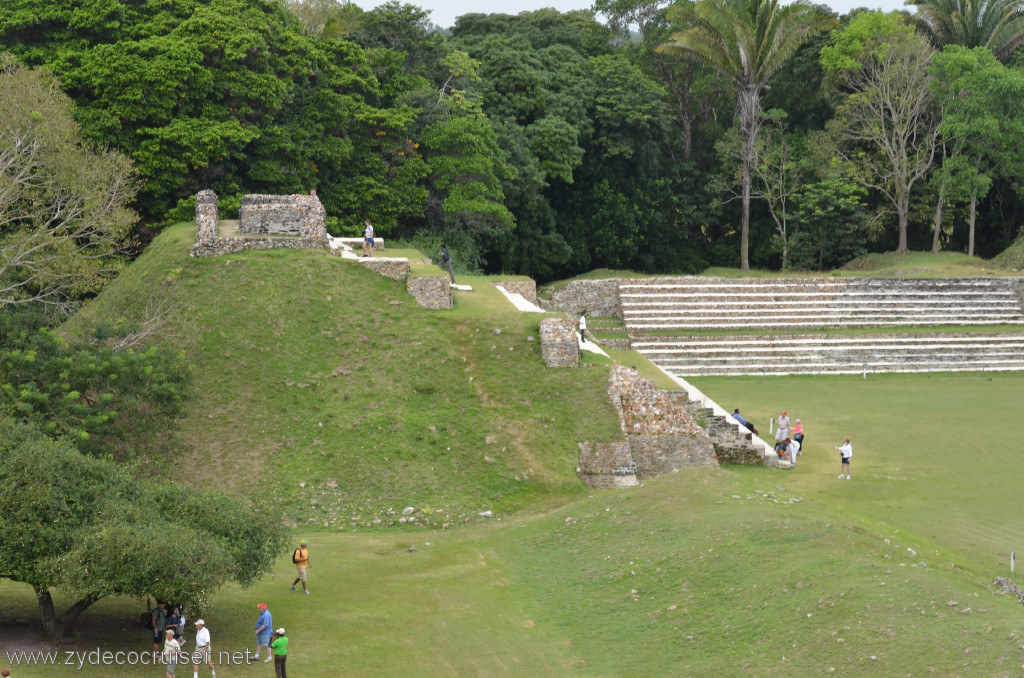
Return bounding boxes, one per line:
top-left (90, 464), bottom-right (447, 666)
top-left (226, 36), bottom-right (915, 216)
top-left (407, 275), bottom-right (452, 309)
top-left (495, 280), bottom-right (538, 304)
top-left (578, 442), bottom-right (638, 489)
top-left (539, 318), bottom-right (579, 367)
top-left (362, 258), bottom-right (411, 281)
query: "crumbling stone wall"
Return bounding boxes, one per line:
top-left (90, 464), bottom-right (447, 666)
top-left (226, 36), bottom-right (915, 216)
top-left (611, 366), bottom-right (702, 435)
top-left (238, 194), bottom-right (328, 240)
top-left (627, 433), bottom-right (717, 477)
top-left (407, 276), bottom-right (452, 309)
top-left (578, 442), bottom-right (638, 489)
top-left (495, 280), bottom-right (538, 304)
top-left (190, 191), bottom-right (329, 257)
top-left (544, 279), bottom-right (622, 318)
top-left (361, 258), bottom-right (410, 281)
top-left (540, 317), bottom-right (579, 367)
top-left (195, 190), bottom-right (219, 246)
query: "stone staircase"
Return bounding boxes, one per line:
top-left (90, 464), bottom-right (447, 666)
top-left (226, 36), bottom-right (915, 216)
top-left (632, 332), bottom-right (1024, 377)
top-left (702, 407), bottom-right (786, 467)
top-left (620, 277), bottom-right (1024, 331)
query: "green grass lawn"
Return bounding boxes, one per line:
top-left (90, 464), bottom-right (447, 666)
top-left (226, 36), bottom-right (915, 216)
top-left (8, 230), bottom-right (1024, 676)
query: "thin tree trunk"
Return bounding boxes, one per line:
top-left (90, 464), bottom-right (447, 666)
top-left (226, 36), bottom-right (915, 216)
top-left (897, 194), bottom-right (909, 253)
top-left (968, 189), bottom-right (977, 257)
top-left (932, 181), bottom-right (946, 253)
top-left (739, 87), bottom-right (759, 272)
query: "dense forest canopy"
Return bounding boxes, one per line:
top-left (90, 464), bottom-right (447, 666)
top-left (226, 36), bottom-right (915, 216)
top-left (2, 0), bottom-right (1023, 283)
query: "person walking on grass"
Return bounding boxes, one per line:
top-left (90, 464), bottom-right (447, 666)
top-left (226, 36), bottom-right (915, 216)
top-left (271, 628), bottom-right (289, 678)
top-left (254, 603), bottom-right (273, 662)
top-left (792, 418), bottom-right (804, 449)
top-left (439, 244), bottom-right (455, 284)
top-left (578, 311), bottom-right (587, 343)
top-left (162, 629), bottom-right (182, 678)
top-left (290, 539), bottom-right (311, 594)
top-left (193, 619), bottom-right (215, 678)
top-left (833, 438), bottom-right (853, 479)
top-left (362, 220), bottom-right (374, 257)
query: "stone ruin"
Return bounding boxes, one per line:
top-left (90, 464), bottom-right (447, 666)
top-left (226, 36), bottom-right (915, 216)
top-left (190, 190), bottom-right (330, 257)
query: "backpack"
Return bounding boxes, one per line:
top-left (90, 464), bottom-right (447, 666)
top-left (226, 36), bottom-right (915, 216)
top-left (292, 548), bottom-right (300, 564)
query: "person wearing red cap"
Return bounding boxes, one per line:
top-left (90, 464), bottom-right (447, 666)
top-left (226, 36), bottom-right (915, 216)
top-left (775, 410), bottom-right (791, 443)
top-left (254, 604), bottom-right (273, 662)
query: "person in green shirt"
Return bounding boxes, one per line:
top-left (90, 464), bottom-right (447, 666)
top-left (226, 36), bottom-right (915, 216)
top-left (270, 628), bottom-right (288, 678)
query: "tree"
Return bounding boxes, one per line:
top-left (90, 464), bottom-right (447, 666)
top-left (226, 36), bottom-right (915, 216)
top-left (908, 0), bottom-right (1024, 60)
top-left (790, 172), bottom-right (870, 269)
top-left (0, 418), bottom-right (287, 639)
top-left (821, 11), bottom-right (940, 252)
top-left (0, 54), bottom-right (136, 311)
top-left (0, 325), bottom-right (191, 459)
top-left (929, 45), bottom-right (1024, 255)
top-left (659, 0), bottom-right (835, 270)
top-left (715, 109), bottom-right (804, 268)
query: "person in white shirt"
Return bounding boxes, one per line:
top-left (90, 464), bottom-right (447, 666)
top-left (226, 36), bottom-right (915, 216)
top-left (833, 438), bottom-right (853, 479)
top-left (193, 619), bottom-right (215, 678)
top-left (787, 438), bottom-right (801, 467)
top-left (163, 629), bottom-right (181, 678)
top-left (578, 311), bottom-right (587, 343)
top-left (362, 220), bottom-right (374, 258)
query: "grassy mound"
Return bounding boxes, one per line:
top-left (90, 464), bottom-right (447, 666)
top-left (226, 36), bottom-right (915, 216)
top-left (992, 234), bottom-right (1024, 272)
top-left (837, 250), bottom-right (1013, 277)
top-left (67, 224), bottom-right (622, 526)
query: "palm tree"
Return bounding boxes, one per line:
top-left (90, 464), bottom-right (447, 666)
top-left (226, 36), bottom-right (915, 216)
top-left (908, 0), bottom-right (1024, 60)
top-left (659, 0), bottom-right (835, 270)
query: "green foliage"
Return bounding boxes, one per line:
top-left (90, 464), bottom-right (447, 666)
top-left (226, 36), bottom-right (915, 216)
top-left (0, 54), bottom-right (137, 310)
top-left (0, 323), bottom-right (190, 459)
top-left (0, 416), bottom-right (286, 636)
top-left (790, 173), bottom-right (870, 269)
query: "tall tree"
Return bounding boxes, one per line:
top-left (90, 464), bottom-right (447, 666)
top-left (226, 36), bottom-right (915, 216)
top-left (821, 11), bottom-right (940, 252)
top-left (929, 45), bottom-right (1024, 255)
top-left (908, 0), bottom-right (1024, 60)
top-left (0, 55), bottom-right (136, 312)
top-left (659, 0), bottom-right (834, 270)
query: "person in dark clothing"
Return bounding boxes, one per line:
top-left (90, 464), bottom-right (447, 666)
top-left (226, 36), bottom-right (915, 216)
top-left (439, 244), bottom-right (455, 284)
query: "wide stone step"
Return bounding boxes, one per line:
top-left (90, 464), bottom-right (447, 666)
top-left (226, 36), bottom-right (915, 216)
top-left (626, 317), bottom-right (1023, 330)
top-left (663, 363), bottom-right (1024, 376)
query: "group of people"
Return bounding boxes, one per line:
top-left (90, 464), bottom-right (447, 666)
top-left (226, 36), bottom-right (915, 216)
top-left (733, 408), bottom-right (853, 477)
top-left (148, 538), bottom-right (309, 678)
top-left (151, 601), bottom-right (215, 678)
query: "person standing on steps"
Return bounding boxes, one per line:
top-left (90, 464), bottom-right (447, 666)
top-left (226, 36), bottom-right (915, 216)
top-left (362, 220), bottom-right (374, 257)
top-left (439, 244), bottom-right (455, 284)
top-left (578, 311), bottom-right (587, 343)
top-left (833, 438), bottom-right (853, 479)
top-left (192, 619), bottom-right (215, 678)
top-left (254, 603), bottom-right (273, 662)
top-left (271, 628), bottom-right (289, 678)
top-left (290, 540), bottom-right (311, 594)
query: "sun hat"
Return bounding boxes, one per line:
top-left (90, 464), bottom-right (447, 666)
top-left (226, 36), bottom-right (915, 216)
top-left (195, 619), bottom-right (205, 626)
top-left (300, 540), bottom-right (307, 545)
top-left (257, 603), bottom-right (267, 610)
top-left (275, 628), bottom-right (285, 635)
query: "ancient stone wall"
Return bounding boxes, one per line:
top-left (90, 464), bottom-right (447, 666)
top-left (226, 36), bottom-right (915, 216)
top-left (627, 433), bottom-right (717, 477)
top-left (407, 276), bottom-right (452, 309)
top-left (539, 318), bottom-right (579, 367)
top-left (611, 366), bottom-right (702, 435)
top-left (495, 280), bottom-right (538, 304)
top-left (190, 191), bottom-right (329, 257)
top-left (578, 442), bottom-right (638, 489)
top-left (361, 258), bottom-right (410, 281)
top-left (238, 194), bottom-right (328, 241)
top-left (702, 409), bottom-right (769, 465)
top-left (195, 190), bottom-right (219, 246)
top-left (544, 279), bottom-right (622, 318)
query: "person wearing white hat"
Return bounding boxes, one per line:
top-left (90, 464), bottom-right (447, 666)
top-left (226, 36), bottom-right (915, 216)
top-left (270, 628), bottom-right (289, 678)
top-left (192, 619), bottom-right (215, 678)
